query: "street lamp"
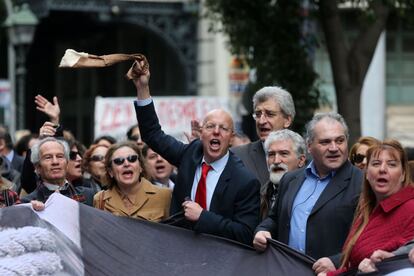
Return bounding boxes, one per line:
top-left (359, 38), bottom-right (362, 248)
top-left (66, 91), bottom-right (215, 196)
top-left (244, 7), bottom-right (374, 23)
top-left (3, 3), bottom-right (38, 132)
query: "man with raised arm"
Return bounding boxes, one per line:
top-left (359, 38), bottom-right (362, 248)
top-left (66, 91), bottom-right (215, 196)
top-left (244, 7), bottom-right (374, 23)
top-left (131, 60), bottom-right (260, 245)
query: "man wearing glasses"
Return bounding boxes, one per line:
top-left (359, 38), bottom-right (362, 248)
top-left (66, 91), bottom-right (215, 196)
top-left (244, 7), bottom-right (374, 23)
top-left (254, 113), bottom-right (362, 271)
top-left (22, 137), bottom-right (94, 206)
top-left (232, 86), bottom-right (295, 187)
top-left (131, 60), bottom-right (260, 245)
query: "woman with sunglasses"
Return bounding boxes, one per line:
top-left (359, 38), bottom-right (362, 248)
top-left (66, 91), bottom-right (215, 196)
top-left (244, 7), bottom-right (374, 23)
top-left (93, 141), bottom-right (171, 222)
top-left (82, 144), bottom-right (110, 192)
top-left (349, 136), bottom-right (379, 170)
top-left (66, 140), bottom-right (86, 186)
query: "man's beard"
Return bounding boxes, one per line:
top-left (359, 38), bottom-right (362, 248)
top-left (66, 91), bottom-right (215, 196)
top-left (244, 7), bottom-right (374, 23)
top-left (268, 163), bottom-right (289, 185)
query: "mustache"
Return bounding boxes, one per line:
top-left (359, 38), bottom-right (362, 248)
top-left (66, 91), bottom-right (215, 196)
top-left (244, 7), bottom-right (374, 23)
top-left (269, 163), bottom-right (289, 172)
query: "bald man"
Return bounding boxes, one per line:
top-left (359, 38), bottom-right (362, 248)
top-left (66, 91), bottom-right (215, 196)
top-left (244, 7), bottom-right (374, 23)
top-left (132, 61), bottom-right (260, 245)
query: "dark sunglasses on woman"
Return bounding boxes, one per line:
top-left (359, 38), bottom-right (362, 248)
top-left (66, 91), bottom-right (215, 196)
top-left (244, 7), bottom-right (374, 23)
top-left (69, 151), bottom-right (81, 161)
top-left (352, 154), bottom-right (366, 164)
top-left (89, 155), bottom-right (105, 162)
top-left (112, 155), bottom-right (139, 166)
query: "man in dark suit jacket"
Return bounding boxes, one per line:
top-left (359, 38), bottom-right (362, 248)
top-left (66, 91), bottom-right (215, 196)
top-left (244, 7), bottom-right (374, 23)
top-left (22, 137), bottom-right (94, 206)
top-left (231, 86), bottom-right (295, 187)
top-left (132, 60), bottom-right (260, 245)
top-left (253, 112), bottom-right (363, 267)
top-left (0, 126), bottom-right (24, 173)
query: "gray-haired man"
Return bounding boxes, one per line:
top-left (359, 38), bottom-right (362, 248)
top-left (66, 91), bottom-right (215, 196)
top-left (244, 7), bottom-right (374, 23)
top-left (232, 86), bottom-right (295, 186)
top-left (22, 137), bottom-right (94, 205)
top-left (254, 112), bottom-right (362, 264)
top-left (260, 129), bottom-right (306, 220)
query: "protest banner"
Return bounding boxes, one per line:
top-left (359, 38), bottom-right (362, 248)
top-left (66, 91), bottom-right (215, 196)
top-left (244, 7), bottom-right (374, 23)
top-left (94, 96), bottom-right (230, 141)
top-left (0, 194), bottom-right (316, 276)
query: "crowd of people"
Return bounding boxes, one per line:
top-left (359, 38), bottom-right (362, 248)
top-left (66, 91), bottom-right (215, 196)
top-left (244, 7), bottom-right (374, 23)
top-left (1, 59), bottom-right (414, 275)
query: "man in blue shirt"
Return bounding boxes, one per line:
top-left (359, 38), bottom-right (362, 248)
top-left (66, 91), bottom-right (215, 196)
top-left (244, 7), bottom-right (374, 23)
top-left (253, 112), bottom-right (362, 263)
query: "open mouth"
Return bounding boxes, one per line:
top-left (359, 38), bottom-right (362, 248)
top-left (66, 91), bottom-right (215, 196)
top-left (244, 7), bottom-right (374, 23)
top-left (377, 177), bottom-right (388, 183)
top-left (122, 170), bottom-right (134, 178)
top-left (326, 155), bottom-right (340, 160)
top-left (271, 167), bottom-right (286, 173)
top-left (259, 127), bottom-right (271, 135)
top-left (155, 164), bottom-right (165, 173)
top-left (210, 139), bottom-right (221, 150)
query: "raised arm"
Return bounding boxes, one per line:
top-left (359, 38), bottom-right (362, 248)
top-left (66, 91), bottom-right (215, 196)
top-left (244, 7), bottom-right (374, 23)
top-left (35, 95), bottom-right (60, 125)
top-left (131, 60), bottom-right (151, 100)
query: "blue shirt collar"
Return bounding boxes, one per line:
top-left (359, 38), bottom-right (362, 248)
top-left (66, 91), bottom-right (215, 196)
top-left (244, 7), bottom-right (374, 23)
top-left (305, 160), bottom-right (336, 180)
top-left (5, 150), bottom-right (14, 163)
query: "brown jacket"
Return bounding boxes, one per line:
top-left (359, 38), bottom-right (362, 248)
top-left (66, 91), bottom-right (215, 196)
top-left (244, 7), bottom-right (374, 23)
top-left (93, 178), bottom-right (171, 222)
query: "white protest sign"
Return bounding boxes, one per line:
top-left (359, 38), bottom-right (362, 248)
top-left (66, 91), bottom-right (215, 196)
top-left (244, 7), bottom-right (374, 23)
top-left (94, 96), bottom-right (230, 141)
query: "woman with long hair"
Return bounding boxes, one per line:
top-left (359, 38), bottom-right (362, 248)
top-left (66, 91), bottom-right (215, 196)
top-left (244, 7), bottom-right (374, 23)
top-left (315, 139), bottom-right (414, 275)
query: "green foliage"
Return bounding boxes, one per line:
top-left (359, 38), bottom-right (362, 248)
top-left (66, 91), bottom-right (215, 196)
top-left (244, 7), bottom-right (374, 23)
top-left (205, 0), bottom-right (320, 133)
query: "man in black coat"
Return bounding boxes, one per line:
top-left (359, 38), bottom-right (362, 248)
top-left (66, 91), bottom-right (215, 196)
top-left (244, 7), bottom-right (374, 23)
top-left (231, 86), bottom-right (295, 187)
top-left (253, 112), bottom-right (362, 266)
top-left (22, 137), bottom-right (94, 206)
top-left (132, 60), bottom-right (260, 246)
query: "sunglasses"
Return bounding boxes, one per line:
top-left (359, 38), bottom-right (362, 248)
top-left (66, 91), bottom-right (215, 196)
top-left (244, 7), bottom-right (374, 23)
top-left (129, 135), bottom-right (141, 141)
top-left (89, 155), bottom-right (105, 162)
top-left (69, 151), bottom-right (81, 161)
top-left (353, 154), bottom-right (366, 164)
top-left (112, 155), bottom-right (139, 166)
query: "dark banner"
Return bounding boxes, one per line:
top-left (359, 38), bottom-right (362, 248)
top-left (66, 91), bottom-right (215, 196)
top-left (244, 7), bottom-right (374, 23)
top-left (0, 193), bottom-right (354, 275)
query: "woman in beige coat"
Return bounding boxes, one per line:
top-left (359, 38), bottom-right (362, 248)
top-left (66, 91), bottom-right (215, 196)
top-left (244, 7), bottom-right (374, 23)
top-left (93, 141), bottom-right (171, 222)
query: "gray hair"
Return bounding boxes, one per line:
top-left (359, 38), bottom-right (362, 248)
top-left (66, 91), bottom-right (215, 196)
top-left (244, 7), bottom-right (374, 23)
top-left (305, 112), bottom-right (349, 144)
top-left (31, 137), bottom-right (70, 165)
top-left (252, 86), bottom-right (295, 121)
top-left (264, 129), bottom-right (306, 158)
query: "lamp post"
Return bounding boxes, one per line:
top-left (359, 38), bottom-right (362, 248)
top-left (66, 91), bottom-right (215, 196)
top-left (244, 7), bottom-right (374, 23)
top-left (3, 3), bottom-right (38, 132)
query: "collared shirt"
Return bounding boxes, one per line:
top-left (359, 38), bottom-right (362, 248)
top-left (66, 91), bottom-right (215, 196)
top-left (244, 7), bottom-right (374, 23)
top-left (154, 179), bottom-right (175, 190)
top-left (135, 97), bottom-right (229, 209)
top-left (5, 150), bottom-right (14, 163)
top-left (191, 152), bottom-right (229, 210)
top-left (43, 181), bottom-right (69, 191)
top-left (288, 161), bottom-right (334, 253)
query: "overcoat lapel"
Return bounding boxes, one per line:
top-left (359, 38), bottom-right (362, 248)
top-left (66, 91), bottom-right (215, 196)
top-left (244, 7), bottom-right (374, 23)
top-left (311, 162), bottom-right (352, 215)
top-left (209, 157), bottom-right (232, 211)
top-left (286, 173), bottom-right (306, 218)
top-left (184, 145), bottom-right (203, 198)
top-left (249, 141), bottom-right (269, 182)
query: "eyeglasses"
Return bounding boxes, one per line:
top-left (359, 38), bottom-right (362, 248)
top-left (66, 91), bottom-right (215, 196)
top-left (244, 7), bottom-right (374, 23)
top-left (252, 110), bottom-right (283, 120)
top-left (112, 155), bottom-right (139, 166)
top-left (69, 151), bottom-right (81, 161)
top-left (352, 154), bottom-right (366, 164)
top-left (89, 155), bottom-right (105, 162)
top-left (203, 123), bottom-right (231, 133)
top-left (129, 135), bottom-right (141, 141)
